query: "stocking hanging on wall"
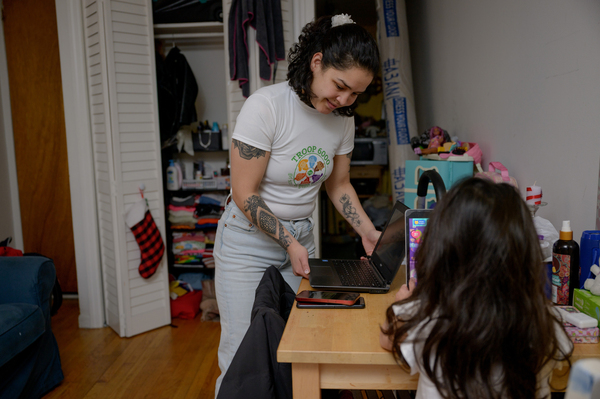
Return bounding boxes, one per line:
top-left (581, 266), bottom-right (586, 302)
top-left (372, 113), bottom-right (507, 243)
top-left (126, 197), bottom-right (165, 279)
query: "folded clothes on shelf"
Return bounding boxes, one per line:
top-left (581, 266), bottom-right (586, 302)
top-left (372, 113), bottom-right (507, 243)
top-left (168, 193), bottom-right (225, 229)
top-left (170, 195), bottom-right (195, 207)
top-left (174, 252), bottom-right (213, 266)
top-left (173, 240), bottom-right (206, 254)
top-left (173, 231), bottom-right (205, 242)
top-left (198, 193), bottom-right (227, 207)
top-left (169, 214), bottom-right (198, 227)
top-left (168, 193), bottom-right (222, 268)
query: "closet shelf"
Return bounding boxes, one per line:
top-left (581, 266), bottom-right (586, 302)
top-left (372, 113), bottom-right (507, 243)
top-left (153, 22), bottom-right (224, 40)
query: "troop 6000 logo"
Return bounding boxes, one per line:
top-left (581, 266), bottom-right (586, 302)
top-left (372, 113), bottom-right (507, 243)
top-left (288, 146), bottom-right (331, 187)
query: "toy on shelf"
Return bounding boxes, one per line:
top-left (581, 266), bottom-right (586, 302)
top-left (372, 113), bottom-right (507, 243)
top-left (411, 126), bottom-right (451, 155)
top-left (584, 264), bottom-right (600, 296)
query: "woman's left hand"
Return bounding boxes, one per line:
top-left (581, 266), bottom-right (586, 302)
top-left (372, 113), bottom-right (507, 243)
top-left (362, 229), bottom-right (381, 256)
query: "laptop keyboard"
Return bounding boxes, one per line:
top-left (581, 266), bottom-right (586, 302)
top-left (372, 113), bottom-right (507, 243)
top-left (332, 259), bottom-right (385, 288)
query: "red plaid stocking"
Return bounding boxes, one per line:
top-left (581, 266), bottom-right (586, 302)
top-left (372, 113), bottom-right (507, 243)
top-left (126, 198), bottom-right (165, 279)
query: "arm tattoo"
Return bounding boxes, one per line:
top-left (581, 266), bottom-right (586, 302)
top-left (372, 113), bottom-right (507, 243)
top-left (339, 194), bottom-right (361, 227)
top-left (259, 212), bottom-right (277, 235)
top-left (233, 139), bottom-right (266, 160)
top-left (344, 152), bottom-right (352, 173)
top-left (278, 224), bottom-right (292, 248)
top-left (244, 195), bottom-right (268, 225)
top-left (244, 194), bottom-right (292, 249)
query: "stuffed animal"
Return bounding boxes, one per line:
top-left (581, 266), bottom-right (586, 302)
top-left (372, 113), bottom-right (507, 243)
top-left (583, 264), bottom-right (600, 296)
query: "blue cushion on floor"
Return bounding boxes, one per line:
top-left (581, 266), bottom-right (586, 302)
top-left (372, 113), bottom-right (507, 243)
top-left (0, 303), bottom-right (45, 367)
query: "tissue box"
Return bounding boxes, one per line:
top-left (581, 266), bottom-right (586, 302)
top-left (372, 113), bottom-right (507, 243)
top-left (573, 289), bottom-right (600, 324)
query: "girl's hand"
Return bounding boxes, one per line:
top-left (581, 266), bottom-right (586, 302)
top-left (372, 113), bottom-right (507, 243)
top-left (288, 242), bottom-right (310, 279)
top-left (379, 319), bottom-right (393, 351)
top-left (361, 229), bottom-right (381, 256)
top-left (395, 278), bottom-right (416, 302)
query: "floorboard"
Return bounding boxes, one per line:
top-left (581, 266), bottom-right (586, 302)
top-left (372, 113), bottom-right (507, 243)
top-left (43, 299), bottom-right (220, 398)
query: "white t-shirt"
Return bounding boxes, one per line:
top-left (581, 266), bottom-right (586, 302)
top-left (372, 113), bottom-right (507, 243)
top-left (392, 301), bottom-right (573, 399)
top-left (232, 82), bottom-right (354, 220)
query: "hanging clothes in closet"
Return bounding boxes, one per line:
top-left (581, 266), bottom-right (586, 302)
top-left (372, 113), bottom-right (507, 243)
top-left (228, 0), bottom-right (286, 97)
top-left (155, 45), bottom-right (199, 143)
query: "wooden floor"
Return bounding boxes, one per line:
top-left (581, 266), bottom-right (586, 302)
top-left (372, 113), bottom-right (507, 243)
top-left (43, 299), bottom-right (221, 399)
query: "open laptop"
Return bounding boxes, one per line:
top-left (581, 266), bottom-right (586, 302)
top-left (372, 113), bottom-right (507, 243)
top-left (405, 208), bottom-right (432, 284)
top-left (309, 200), bottom-right (409, 294)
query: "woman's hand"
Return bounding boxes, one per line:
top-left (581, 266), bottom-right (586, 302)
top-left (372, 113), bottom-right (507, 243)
top-left (362, 229), bottom-right (381, 256)
top-left (287, 241), bottom-right (310, 279)
top-left (395, 278), bottom-right (416, 302)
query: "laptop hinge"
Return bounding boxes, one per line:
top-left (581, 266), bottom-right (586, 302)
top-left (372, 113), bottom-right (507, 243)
top-left (373, 262), bottom-right (386, 285)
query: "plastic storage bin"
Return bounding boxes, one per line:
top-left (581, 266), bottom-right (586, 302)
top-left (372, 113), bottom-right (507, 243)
top-left (405, 159), bottom-right (473, 209)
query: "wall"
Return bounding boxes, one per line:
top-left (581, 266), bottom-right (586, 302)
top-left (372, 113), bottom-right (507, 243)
top-left (0, 78), bottom-right (15, 244)
top-left (406, 0), bottom-right (600, 240)
top-left (0, 11), bottom-right (22, 250)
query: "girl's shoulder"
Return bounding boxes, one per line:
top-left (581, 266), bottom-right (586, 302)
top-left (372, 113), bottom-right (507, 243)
top-left (392, 299), bottom-right (420, 319)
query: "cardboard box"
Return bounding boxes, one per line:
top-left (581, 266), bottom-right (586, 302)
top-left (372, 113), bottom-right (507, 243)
top-left (573, 288), bottom-right (600, 323)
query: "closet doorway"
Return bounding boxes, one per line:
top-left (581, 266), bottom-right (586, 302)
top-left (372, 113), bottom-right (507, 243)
top-left (3, 0), bottom-right (78, 293)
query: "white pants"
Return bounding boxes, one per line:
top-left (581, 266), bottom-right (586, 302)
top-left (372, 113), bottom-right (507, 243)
top-left (213, 200), bottom-right (315, 397)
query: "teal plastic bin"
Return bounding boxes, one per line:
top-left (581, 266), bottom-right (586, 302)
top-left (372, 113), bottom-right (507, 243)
top-left (405, 159), bottom-right (474, 209)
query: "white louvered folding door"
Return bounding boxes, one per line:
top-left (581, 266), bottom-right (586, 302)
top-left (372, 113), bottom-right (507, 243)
top-left (82, 0), bottom-right (170, 337)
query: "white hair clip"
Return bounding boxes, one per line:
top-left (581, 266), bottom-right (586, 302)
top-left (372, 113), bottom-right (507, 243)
top-left (331, 14), bottom-right (354, 28)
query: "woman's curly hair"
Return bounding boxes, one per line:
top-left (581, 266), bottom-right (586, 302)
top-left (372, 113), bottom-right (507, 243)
top-left (287, 16), bottom-right (380, 117)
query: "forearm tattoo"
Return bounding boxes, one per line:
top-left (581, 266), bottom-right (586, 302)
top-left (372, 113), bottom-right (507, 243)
top-left (244, 195), bottom-right (292, 249)
top-left (233, 139), bottom-right (266, 160)
top-left (340, 194), bottom-right (361, 227)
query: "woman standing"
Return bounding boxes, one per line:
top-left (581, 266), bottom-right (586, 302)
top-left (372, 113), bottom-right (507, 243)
top-left (214, 14), bottom-right (381, 394)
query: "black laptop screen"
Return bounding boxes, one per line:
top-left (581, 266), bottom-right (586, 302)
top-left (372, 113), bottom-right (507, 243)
top-left (371, 201), bottom-right (408, 282)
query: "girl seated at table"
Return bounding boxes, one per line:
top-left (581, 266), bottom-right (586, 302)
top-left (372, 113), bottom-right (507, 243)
top-left (380, 177), bottom-right (573, 399)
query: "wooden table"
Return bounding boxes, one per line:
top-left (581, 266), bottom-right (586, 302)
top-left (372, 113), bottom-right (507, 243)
top-left (277, 265), bottom-right (600, 398)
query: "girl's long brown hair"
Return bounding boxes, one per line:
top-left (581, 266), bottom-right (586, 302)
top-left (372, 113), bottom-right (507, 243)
top-left (384, 178), bottom-right (572, 398)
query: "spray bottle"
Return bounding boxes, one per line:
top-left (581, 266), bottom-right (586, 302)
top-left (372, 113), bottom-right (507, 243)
top-left (552, 220), bottom-right (580, 305)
